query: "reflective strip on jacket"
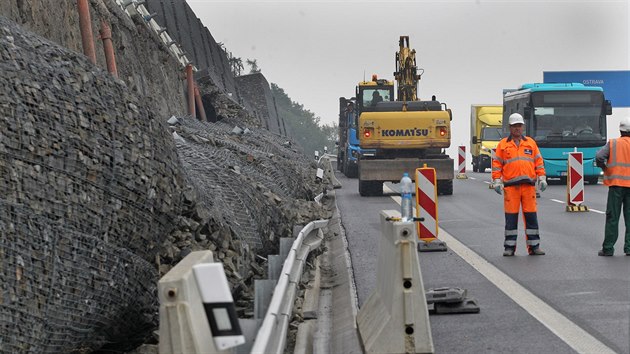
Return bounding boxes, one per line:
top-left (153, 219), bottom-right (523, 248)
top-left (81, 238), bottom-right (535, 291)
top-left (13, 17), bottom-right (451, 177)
top-left (492, 135), bottom-right (545, 186)
top-left (603, 137), bottom-right (630, 187)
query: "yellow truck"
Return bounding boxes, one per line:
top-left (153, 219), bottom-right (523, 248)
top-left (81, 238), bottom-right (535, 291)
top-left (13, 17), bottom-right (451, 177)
top-left (470, 105), bottom-right (503, 172)
top-left (357, 36), bottom-right (454, 196)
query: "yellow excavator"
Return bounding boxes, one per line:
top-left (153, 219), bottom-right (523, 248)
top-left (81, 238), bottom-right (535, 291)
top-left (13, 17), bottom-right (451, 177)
top-left (357, 36), bottom-right (454, 196)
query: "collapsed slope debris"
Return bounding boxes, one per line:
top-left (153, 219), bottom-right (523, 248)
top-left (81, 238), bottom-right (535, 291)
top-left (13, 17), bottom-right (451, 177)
top-left (0, 15), bottom-right (332, 352)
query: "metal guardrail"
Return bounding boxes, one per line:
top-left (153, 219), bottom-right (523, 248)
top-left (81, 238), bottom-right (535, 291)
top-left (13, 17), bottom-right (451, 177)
top-left (251, 219), bottom-right (329, 354)
top-left (115, 0), bottom-right (193, 69)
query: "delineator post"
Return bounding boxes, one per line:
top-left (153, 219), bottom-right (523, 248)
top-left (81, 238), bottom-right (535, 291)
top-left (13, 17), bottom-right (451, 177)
top-left (456, 145), bottom-right (467, 179)
top-left (416, 167), bottom-right (447, 252)
top-left (566, 151), bottom-right (588, 212)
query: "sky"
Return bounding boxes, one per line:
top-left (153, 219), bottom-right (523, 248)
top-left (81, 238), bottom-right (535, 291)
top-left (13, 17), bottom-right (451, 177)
top-left (187, 0), bottom-right (629, 157)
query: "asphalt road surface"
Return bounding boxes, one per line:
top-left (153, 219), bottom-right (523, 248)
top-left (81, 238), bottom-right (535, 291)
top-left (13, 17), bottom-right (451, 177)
top-left (335, 170), bottom-right (629, 354)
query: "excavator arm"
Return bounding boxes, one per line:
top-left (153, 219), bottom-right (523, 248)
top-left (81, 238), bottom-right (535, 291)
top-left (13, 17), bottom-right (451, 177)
top-left (393, 36), bottom-right (422, 102)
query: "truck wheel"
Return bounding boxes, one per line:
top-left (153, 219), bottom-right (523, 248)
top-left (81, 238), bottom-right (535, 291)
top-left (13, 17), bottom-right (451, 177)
top-left (472, 158), bottom-right (479, 173)
top-left (347, 165), bottom-right (358, 178)
top-left (437, 179), bottom-right (453, 195)
top-left (586, 176), bottom-right (599, 185)
top-left (359, 180), bottom-right (383, 196)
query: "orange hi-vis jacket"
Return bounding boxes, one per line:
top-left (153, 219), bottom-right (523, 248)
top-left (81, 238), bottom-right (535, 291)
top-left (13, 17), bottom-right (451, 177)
top-left (603, 137), bottom-right (630, 187)
top-left (492, 135), bottom-right (545, 186)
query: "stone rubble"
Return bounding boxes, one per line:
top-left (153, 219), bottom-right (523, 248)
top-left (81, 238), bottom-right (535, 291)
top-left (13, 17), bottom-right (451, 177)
top-left (0, 15), bottom-right (335, 353)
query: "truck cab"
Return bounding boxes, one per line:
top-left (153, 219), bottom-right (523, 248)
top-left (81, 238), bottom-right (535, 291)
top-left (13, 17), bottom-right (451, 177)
top-left (470, 105), bottom-right (503, 172)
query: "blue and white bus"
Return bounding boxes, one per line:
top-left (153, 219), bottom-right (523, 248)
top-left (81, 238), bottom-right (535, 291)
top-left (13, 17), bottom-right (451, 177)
top-left (503, 83), bottom-right (612, 184)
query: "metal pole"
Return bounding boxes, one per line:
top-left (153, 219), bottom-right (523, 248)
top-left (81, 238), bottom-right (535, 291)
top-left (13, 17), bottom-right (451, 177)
top-left (194, 85), bottom-right (207, 122)
top-left (77, 0), bottom-right (96, 64)
top-left (185, 64), bottom-right (195, 117)
top-left (99, 20), bottom-right (118, 78)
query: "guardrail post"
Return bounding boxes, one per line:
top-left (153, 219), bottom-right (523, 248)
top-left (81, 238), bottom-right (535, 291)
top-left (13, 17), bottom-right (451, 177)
top-left (356, 210), bottom-right (434, 353)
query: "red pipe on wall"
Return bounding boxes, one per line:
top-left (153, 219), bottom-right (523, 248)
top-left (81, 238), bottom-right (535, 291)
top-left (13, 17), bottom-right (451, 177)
top-left (185, 64), bottom-right (195, 117)
top-left (194, 85), bottom-right (207, 122)
top-left (77, 0), bottom-right (96, 64)
top-left (99, 20), bottom-right (118, 78)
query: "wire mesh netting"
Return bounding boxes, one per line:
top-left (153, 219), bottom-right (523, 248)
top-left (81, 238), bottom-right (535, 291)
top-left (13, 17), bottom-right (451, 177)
top-left (0, 16), bottom-right (186, 352)
top-left (173, 116), bottom-right (317, 251)
top-left (0, 12), bottom-right (325, 352)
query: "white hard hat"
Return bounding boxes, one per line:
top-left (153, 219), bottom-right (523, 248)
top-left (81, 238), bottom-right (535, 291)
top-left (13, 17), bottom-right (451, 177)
top-left (620, 117), bottom-right (630, 132)
top-left (509, 113), bottom-right (525, 125)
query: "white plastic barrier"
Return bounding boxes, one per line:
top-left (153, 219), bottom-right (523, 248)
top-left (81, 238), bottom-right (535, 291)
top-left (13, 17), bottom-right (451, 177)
top-left (356, 210), bottom-right (434, 353)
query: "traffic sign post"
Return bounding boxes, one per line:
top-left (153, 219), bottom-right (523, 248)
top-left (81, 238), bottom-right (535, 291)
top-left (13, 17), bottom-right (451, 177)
top-left (415, 166), bottom-right (447, 252)
top-left (456, 145), bottom-right (467, 179)
top-left (566, 151), bottom-right (588, 212)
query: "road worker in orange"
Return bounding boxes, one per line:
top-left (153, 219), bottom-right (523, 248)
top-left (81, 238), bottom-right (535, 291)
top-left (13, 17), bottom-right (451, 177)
top-left (492, 113), bottom-right (547, 256)
top-left (595, 117), bottom-right (630, 256)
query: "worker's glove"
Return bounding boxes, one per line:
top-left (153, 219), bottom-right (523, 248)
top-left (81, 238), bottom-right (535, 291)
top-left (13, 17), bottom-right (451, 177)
top-left (596, 160), bottom-right (607, 171)
top-left (493, 179), bottom-right (503, 195)
top-left (538, 175), bottom-right (547, 192)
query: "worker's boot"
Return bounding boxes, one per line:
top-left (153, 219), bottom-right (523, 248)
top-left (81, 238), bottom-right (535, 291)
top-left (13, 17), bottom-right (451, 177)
top-left (503, 248), bottom-right (515, 257)
top-left (529, 247), bottom-right (546, 256)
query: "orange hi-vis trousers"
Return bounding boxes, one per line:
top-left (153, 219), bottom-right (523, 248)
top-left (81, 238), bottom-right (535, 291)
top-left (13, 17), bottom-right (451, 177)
top-left (503, 184), bottom-right (540, 252)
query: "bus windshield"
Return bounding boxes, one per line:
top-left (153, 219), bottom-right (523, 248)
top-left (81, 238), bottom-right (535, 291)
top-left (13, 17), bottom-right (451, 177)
top-left (530, 91), bottom-right (605, 146)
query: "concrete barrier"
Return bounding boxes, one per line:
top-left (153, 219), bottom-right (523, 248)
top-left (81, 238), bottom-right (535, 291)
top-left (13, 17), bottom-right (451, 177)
top-left (319, 154), bottom-right (341, 189)
top-left (356, 210), bottom-right (434, 353)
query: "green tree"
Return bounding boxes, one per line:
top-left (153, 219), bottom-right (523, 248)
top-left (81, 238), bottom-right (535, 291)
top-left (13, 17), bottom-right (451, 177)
top-left (271, 83), bottom-right (336, 158)
top-left (246, 59), bottom-right (260, 74)
top-left (228, 55), bottom-right (244, 77)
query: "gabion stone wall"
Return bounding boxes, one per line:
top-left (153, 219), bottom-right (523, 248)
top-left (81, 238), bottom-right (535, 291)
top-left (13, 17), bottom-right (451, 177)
top-left (235, 73), bottom-right (286, 135)
top-left (0, 16), bottom-right (186, 352)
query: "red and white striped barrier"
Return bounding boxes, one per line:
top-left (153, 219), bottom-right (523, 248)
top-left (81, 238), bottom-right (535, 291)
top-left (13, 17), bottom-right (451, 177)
top-left (489, 148), bottom-right (497, 189)
top-left (566, 151), bottom-right (588, 212)
top-left (415, 167), bottom-right (447, 251)
top-left (456, 146), bottom-right (467, 179)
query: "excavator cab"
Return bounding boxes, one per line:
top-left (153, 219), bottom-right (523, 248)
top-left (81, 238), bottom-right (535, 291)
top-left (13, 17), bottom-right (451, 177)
top-left (356, 77), bottom-right (395, 114)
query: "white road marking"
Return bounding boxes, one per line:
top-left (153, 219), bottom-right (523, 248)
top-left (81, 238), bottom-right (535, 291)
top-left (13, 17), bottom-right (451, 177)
top-left (386, 190), bottom-right (615, 354)
top-left (549, 199), bottom-right (605, 213)
top-left (438, 228), bottom-right (616, 354)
